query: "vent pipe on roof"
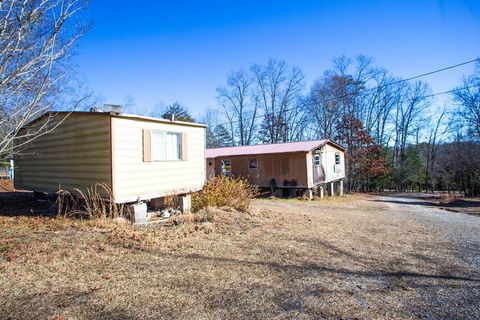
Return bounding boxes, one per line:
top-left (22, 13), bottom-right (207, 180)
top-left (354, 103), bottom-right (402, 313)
top-left (163, 113), bottom-right (175, 121)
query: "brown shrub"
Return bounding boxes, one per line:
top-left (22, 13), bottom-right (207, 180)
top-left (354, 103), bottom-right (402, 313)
top-left (192, 176), bottom-right (258, 212)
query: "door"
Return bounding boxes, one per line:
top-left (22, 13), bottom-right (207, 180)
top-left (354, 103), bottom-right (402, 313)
top-left (312, 152), bottom-right (325, 184)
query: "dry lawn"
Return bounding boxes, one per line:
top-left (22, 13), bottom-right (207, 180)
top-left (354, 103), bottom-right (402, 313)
top-left (1, 190), bottom-right (479, 319)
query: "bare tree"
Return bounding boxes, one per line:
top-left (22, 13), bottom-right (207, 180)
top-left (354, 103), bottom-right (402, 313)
top-left (425, 106), bottom-right (450, 192)
top-left (326, 56), bottom-right (382, 123)
top-left (307, 55), bottom-right (397, 144)
top-left (392, 81), bottom-right (431, 189)
top-left (0, 0), bottom-right (90, 160)
top-left (394, 82), bottom-right (431, 158)
top-left (217, 69), bottom-right (257, 146)
top-left (251, 59), bottom-right (306, 143)
top-left (307, 75), bottom-right (345, 139)
top-left (452, 62), bottom-right (480, 140)
top-left (368, 76), bottom-right (402, 146)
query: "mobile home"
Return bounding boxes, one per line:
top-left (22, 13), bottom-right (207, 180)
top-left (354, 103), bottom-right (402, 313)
top-left (14, 111), bottom-right (206, 204)
top-left (206, 140), bottom-right (346, 197)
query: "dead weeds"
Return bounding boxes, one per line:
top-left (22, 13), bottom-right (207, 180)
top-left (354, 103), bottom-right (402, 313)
top-left (0, 194), bottom-right (479, 319)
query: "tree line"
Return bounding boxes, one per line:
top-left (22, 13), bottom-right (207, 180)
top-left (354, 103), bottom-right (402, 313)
top-left (202, 57), bottom-right (480, 196)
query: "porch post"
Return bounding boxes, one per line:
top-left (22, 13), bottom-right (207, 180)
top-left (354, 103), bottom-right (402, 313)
top-left (340, 180), bottom-right (344, 196)
top-left (181, 194), bottom-right (192, 213)
top-left (307, 189), bottom-right (313, 200)
top-left (329, 182), bottom-right (334, 197)
top-left (320, 186), bottom-right (324, 199)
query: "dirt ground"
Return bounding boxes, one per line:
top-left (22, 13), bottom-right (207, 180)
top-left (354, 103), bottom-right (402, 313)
top-left (0, 190), bottom-right (479, 319)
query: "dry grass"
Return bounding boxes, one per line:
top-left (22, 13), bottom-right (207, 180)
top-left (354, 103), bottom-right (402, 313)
top-left (0, 192), bottom-right (479, 319)
top-left (56, 184), bottom-right (126, 220)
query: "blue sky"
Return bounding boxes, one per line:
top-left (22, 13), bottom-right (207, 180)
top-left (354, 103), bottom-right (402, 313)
top-left (75, 0), bottom-right (480, 118)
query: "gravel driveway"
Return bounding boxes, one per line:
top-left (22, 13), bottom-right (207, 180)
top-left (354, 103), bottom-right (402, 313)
top-left (253, 194), bottom-right (480, 319)
top-left (376, 193), bottom-right (480, 270)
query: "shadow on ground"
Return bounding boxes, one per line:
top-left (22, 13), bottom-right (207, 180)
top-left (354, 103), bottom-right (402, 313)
top-left (370, 193), bottom-right (480, 212)
top-left (0, 191), bottom-right (55, 217)
top-left (173, 252), bottom-right (480, 283)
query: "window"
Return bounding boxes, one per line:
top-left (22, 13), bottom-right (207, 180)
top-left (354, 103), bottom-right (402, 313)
top-left (335, 152), bottom-right (341, 165)
top-left (221, 159), bottom-right (231, 176)
top-left (151, 131), bottom-right (182, 161)
top-left (314, 154), bottom-right (321, 167)
top-left (248, 158), bottom-right (258, 169)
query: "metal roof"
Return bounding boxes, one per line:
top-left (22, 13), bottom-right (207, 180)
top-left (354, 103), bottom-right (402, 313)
top-left (206, 139), bottom-right (345, 158)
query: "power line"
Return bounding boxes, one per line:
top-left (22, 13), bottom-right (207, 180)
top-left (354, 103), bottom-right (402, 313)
top-left (378, 58), bottom-right (480, 88)
top-left (210, 58), bottom-right (479, 130)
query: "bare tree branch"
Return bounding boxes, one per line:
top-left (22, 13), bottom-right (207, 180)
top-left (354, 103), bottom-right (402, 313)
top-left (0, 0), bottom-right (90, 160)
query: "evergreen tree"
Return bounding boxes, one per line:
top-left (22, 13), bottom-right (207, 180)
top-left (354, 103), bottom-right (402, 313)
top-left (161, 102), bottom-right (195, 122)
top-left (213, 125), bottom-right (233, 147)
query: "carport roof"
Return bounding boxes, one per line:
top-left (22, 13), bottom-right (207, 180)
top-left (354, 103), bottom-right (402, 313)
top-left (206, 139), bottom-right (345, 158)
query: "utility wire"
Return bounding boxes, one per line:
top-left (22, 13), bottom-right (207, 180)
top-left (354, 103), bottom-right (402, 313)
top-left (210, 58), bottom-right (480, 129)
top-left (376, 58), bottom-right (480, 88)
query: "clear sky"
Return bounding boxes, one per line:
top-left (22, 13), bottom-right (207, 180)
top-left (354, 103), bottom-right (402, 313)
top-left (74, 0), bottom-right (480, 118)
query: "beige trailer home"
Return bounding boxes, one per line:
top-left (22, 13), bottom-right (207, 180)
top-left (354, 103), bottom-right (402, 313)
top-left (14, 111), bottom-right (206, 204)
top-left (206, 139), bottom-right (346, 198)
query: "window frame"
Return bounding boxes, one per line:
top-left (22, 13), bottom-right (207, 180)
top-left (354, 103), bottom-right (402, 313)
top-left (314, 154), bottom-right (321, 167)
top-left (335, 152), bottom-right (341, 165)
top-left (248, 158), bottom-right (258, 169)
top-left (149, 130), bottom-right (183, 162)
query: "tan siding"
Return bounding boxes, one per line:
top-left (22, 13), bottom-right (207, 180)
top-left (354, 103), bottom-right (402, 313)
top-left (322, 143), bottom-right (346, 183)
top-left (14, 113), bottom-right (112, 194)
top-left (214, 152), bottom-right (308, 188)
top-left (112, 117), bottom-right (205, 203)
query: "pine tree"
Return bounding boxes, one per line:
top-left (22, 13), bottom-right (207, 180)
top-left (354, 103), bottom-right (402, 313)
top-left (213, 125), bottom-right (233, 147)
top-left (161, 102), bottom-right (195, 122)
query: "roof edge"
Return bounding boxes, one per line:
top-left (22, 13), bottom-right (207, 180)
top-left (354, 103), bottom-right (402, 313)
top-left (205, 150), bottom-right (310, 158)
top-left (206, 139), bottom-right (346, 158)
top-left (321, 139), bottom-right (346, 151)
top-left (23, 111), bottom-right (207, 129)
top-left (114, 113), bottom-right (207, 128)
